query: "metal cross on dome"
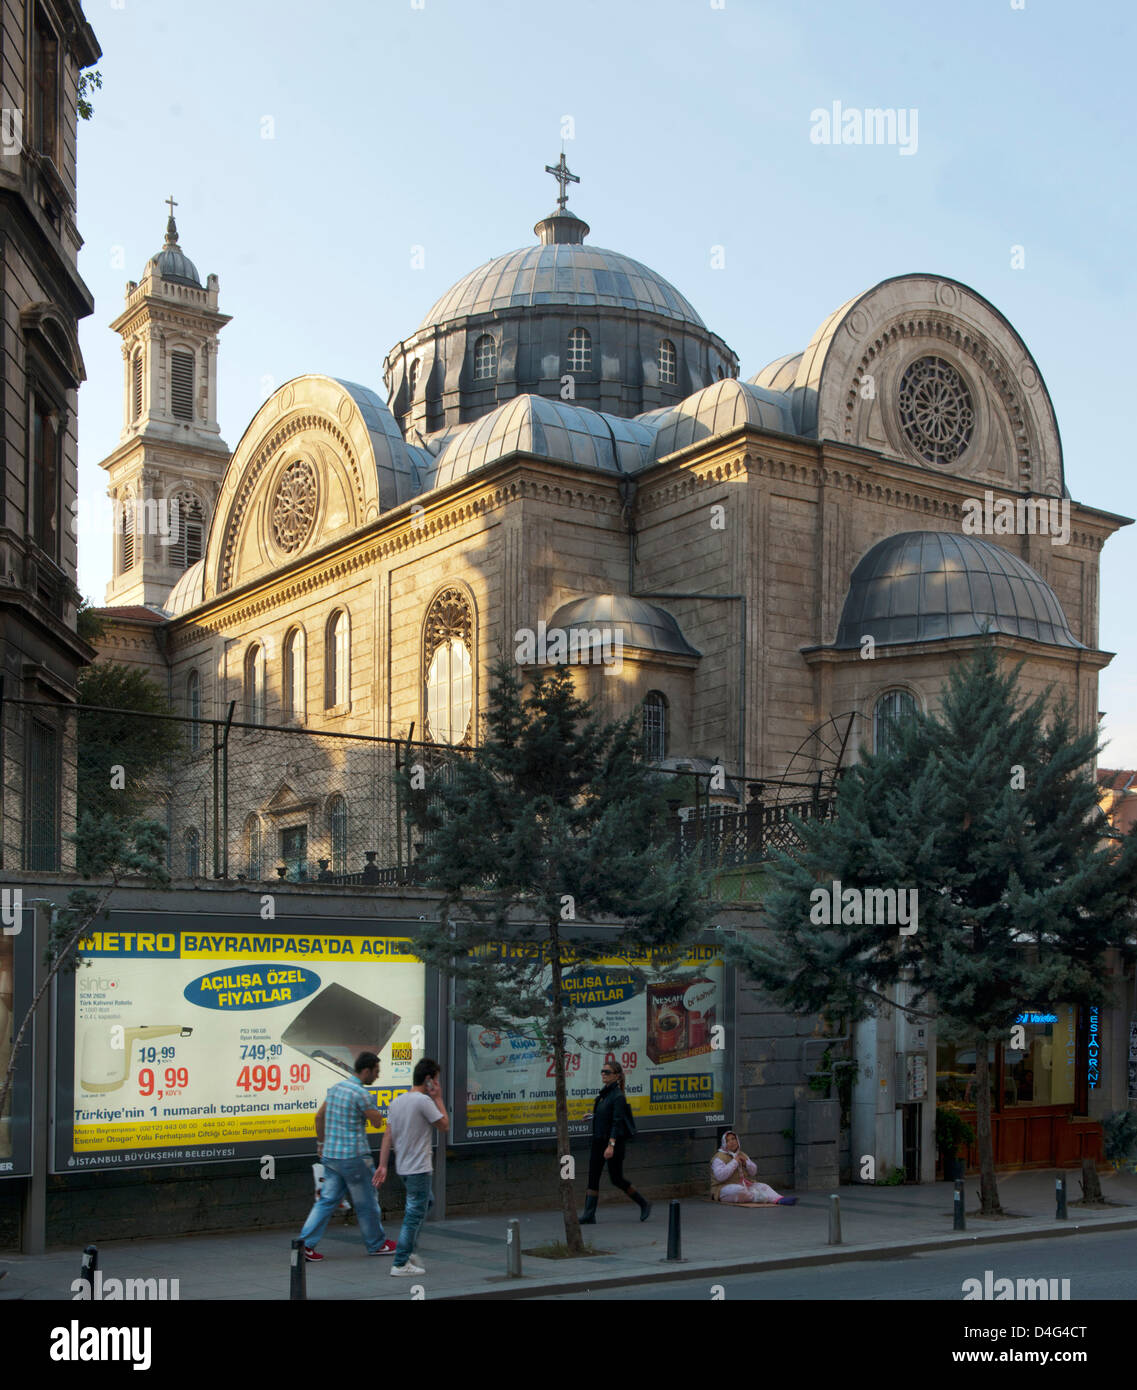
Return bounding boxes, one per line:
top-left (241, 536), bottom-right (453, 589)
top-left (544, 153), bottom-right (579, 212)
top-left (165, 195), bottom-right (178, 218)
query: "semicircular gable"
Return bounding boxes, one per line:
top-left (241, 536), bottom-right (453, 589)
top-left (794, 275), bottom-right (1063, 496)
top-left (203, 375), bottom-right (416, 599)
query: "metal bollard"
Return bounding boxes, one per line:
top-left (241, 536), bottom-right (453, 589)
top-left (828, 1194), bottom-right (842, 1245)
top-left (666, 1199), bottom-right (682, 1261)
top-left (79, 1244), bottom-right (97, 1297)
top-left (953, 1179), bottom-right (966, 1231)
top-left (289, 1238), bottom-right (307, 1300)
top-left (506, 1219), bottom-right (522, 1277)
top-left (1055, 1173), bottom-right (1067, 1220)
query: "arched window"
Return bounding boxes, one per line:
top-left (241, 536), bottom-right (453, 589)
top-left (325, 610), bottom-right (349, 709)
top-left (408, 359), bottom-right (420, 401)
top-left (169, 491), bottom-right (204, 571)
top-left (658, 339), bottom-right (677, 385)
top-left (245, 815), bottom-right (263, 880)
top-left (186, 670), bottom-right (201, 752)
top-left (873, 689), bottom-right (917, 756)
top-left (244, 644), bottom-right (265, 723)
top-left (328, 793), bottom-right (348, 874)
top-left (567, 327), bottom-right (591, 372)
top-left (716, 365), bottom-right (725, 381)
top-left (131, 351), bottom-right (143, 421)
top-left (184, 827), bottom-right (200, 878)
top-left (473, 334), bottom-right (497, 381)
top-left (423, 587), bottom-right (474, 745)
top-left (283, 626), bottom-right (306, 721)
top-left (120, 493), bottom-right (135, 572)
top-left (643, 691), bottom-right (668, 761)
top-left (170, 348), bottom-right (194, 420)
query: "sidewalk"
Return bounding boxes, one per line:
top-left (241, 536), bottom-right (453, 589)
top-left (2, 1168), bottom-right (1134, 1301)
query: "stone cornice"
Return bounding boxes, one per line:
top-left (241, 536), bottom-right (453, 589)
top-left (802, 632), bottom-right (1113, 670)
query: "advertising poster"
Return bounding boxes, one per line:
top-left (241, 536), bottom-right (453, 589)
top-left (54, 912), bottom-right (427, 1171)
top-left (452, 940), bottom-right (733, 1143)
top-left (0, 905), bottom-right (34, 1178)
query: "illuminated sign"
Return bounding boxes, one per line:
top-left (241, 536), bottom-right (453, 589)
top-left (1087, 1005), bottom-right (1100, 1090)
top-left (1015, 1011), bottom-right (1058, 1025)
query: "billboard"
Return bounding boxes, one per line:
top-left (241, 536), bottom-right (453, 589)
top-left (451, 940), bottom-right (734, 1143)
top-left (0, 904), bottom-right (34, 1178)
top-left (53, 912), bottom-right (428, 1172)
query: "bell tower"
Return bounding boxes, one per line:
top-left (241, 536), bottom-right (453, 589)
top-left (99, 201), bottom-right (231, 608)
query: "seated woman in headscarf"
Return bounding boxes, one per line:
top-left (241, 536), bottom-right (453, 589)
top-left (711, 1130), bottom-right (797, 1205)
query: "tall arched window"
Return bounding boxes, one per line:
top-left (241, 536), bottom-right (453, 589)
top-left (408, 358), bottom-right (420, 401)
top-left (244, 643), bottom-right (265, 723)
top-left (184, 827), bottom-right (200, 878)
top-left (643, 691), bottom-right (668, 761)
top-left (169, 491), bottom-right (204, 570)
top-left (658, 339), bottom-right (677, 385)
top-left (131, 351), bottom-right (143, 421)
top-left (186, 669), bottom-right (201, 752)
top-left (244, 815), bottom-right (263, 880)
top-left (567, 327), bottom-right (591, 372)
top-left (423, 588), bottom-right (473, 745)
top-left (473, 334), bottom-right (497, 381)
top-left (170, 348), bottom-right (194, 420)
top-left (873, 689), bottom-right (917, 756)
top-left (328, 793), bottom-right (348, 874)
top-left (119, 493), bottom-right (135, 572)
top-left (283, 626), bottom-right (306, 721)
top-left (325, 610), bottom-right (349, 709)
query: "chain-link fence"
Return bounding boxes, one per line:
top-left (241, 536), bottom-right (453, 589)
top-left (7, 696), bottom-right (831, 882)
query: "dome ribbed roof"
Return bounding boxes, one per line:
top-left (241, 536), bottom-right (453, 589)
top-left (164, 558), bottom-right (204, 616)
top-left (148, 209), bottom-right (202, 287)
top-left (833, 532), bottom-right (1082, 649)
top-left (547, 594), bottom-right (700, 657)
top-left (419, 243), bottom-right (705, 331)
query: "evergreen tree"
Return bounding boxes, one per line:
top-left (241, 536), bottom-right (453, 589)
top-left (77, 663), bottom-right (186, 823)
top-left (400, 658), bottom-right (713, 1252)
top-left (727, 644), bottom-right (1137, 1215)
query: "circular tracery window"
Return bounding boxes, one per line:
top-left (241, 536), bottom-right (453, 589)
top-left (897, 356), bottom-right (975, 465)
top-left (271, 459), bottom-right (317, 552)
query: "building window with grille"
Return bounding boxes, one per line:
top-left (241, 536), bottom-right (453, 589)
top-left (658, 339), bottom-right (677, 385)
top-left (280, 824), bottom-right (307, 880)
top-left (284, 627), bottom-right (306, 721)
top-left (424, 588), bottom-right (474, 745)
top-left (567, 327), bottom-right (591, 372)
top-left (32, 394), bottom-right (60, 559)
top-left (245, 815), bottom-right (263, 880)
top-left (169, 491), bottom-right (204, 570)
top-left (328, 794), bottom-right (348, 874)
top-left (32, 7), bottom-right (59, 159)
top-left (325, 610), bottom-right (349, 709)
top-left (643, 691), bottom-right (667, 762)
top-left (170, 349), bottom-right (195, 420)
top-left (25, 718), bottom-right (59, 869)
top-left (873, 689), bottom-right (917, 756)
top-left (132, 352), bottom-right (144, 421)
top-left (245, 644), bottom-right (266, 723)
top-left (184, 827), bottom-right (200, 878)
top-left (473, 334), bottom-right (497, 381)
top-left (186, 669), bottom-right (201, 752)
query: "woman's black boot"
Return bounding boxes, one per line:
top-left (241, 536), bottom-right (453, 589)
top-left (627, 1187), bottom-right (652, 1221)
top-left (579, 1191), bottom-right (599, 1224)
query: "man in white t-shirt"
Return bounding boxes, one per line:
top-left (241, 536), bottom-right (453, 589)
top-left (375, 1057), bottom-right (448, 1275)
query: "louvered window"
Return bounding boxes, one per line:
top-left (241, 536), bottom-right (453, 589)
top-left (169, 492), bottom-right (204, 570)
top-left (132, 353), bottom-right (143, 420)
top-left (120, 500), bottom-right (135, 572)
top-left (171, 350), bottom-right (194, 420)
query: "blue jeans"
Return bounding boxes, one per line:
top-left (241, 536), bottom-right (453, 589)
top-left (299, 1155), bottom-right (388, 1253)
top-left (393, 1171), bottom-right (433, 1267)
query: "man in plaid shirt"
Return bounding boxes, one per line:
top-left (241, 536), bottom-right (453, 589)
top-left (297, 1051), bottom-right (397, 1260)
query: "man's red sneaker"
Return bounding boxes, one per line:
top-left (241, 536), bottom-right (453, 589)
top-left (304, 1246), bottom-right (325, 1262)
top-left (368, 1240), bottom-right (398, 1256)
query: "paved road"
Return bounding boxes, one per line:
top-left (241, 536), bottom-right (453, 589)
top-left (539, 1229), bottom-right (1137, 1300)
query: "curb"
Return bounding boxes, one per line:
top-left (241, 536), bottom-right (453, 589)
top-left (433, 1211), bottom-right (1137, 1300)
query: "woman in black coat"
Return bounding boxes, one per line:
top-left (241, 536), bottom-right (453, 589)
top-left (579, 1060), bottom-right (650, 1224)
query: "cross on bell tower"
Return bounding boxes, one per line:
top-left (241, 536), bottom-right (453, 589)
top-left (544, 153), bottom-right (579, 212)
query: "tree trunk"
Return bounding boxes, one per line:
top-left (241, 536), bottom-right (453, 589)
top-left (1080, 1157), bottom-right (1103, 1204)
top-left (549, 917), bottom-right (584, 1254)
top-left (973, 1032), bottom-right (1002, 1215)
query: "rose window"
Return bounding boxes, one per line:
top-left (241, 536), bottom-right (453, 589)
top-left (897, 356), bottom-right (975, 466)
top-left (271, 459), bottom-right (317, 552)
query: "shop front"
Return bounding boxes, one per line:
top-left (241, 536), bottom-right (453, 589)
top-left (935, 1004), bottom-right (1103, 1172)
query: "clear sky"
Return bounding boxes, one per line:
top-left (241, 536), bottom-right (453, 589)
top-left (73, 0), bottom-right (1137, 761)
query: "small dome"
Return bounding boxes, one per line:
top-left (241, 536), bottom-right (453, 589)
top-left (547, 594), bottom-right (700, 657)
top-left (833, 532), bottom-right (1082, 649)
top-left (419, 242), bottom-right (705, 331)
top-left (431, 394), bottom-right (652, 489)
top-left (165, 558), bottom-right (205, 616)
top-left (148, 208), bottom-right (202, 287)
top-left (749, 352), bottom-right (802, 393)
top-left (644, 378), bottom-right (795, 460)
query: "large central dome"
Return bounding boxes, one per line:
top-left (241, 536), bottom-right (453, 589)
top-left (384, 188), bottom-right (737, 441)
